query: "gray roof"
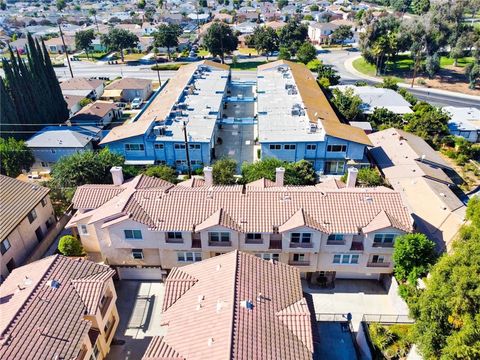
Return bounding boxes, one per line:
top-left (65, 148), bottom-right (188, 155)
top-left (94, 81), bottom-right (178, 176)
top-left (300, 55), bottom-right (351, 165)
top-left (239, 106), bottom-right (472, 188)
top-left (26, 127), bottom-right (96, 148)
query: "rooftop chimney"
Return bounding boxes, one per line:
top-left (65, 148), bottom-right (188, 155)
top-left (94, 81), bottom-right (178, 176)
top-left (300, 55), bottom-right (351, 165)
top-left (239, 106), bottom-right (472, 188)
top-left (110, 166), bottom-right (124, 186)
top-left (346, 167), bottom-right (358, 188)
top-left (275, 167), bottom-right (285, 187)
top-left (204, 166), bottom-right (213, 187)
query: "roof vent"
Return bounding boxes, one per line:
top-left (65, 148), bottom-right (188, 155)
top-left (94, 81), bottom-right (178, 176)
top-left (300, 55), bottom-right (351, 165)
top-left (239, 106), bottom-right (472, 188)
top-left (216, 300), bottom-right (224, 313)
top-left (198, 295), bottom-right (205, 302)
top-left (46, 279), bottom-right (61, 290)
top-left (216, 264), bottom-right (222, 271)
top-left (240, 299), bottom-right (254, 311)
top-left (364, 196), bottom-right (373, 203)
top-left (196, 303), bottom-right (202, 310)
top-left (421, 154), bottom-right (426, 161)
top-left (208, 337), bottom-right (214, 347)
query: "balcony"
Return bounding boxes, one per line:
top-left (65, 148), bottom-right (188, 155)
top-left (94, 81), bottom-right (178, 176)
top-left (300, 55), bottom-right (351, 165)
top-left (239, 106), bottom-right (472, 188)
top-left (326, 240), bottom-right (346, 246)
top-left (100, 296), bottom-right (113, 318)
top-left (208, 241), bottom-right (232, 247)
top-left (192, 239), bottom-right (202, 248)
top-left (350, 242), bottom-right (364, 251)
top-left (372, 242), bottom-right (394, 248)
top-left (166, 238), bottom-right (184, 244)
top-left (288, 260), bottom-right (310, 266)
top-left (245, 239), bottom-right (263, 245)
top-left (367, 262), bottom-right (391, 268)
top-left (289, 242), bottom-right (313, 249)
top-left (269, 240), bottom-right (282, 250)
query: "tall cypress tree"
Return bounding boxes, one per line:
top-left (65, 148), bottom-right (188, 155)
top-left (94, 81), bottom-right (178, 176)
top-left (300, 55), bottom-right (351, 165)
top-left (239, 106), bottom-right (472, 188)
top-left (0, 77), bottom-right (19, 137)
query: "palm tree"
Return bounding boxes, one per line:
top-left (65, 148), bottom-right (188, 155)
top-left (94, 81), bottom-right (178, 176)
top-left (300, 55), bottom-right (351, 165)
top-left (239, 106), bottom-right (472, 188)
top-left (89, 8), bottom-right (99, 33)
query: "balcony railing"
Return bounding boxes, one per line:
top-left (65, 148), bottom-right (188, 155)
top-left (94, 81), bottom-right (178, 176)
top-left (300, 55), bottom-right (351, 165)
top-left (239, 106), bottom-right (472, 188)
top-left (372, 242), bottom-right (394, 248)
top-left (245, 239), bottom-right (263, 245)
top-left (166, 238), bottom-right (184, 244)
top-left (192, 239), bottom-right (202, 248)
top-left (289, 242), bottom-right (313, 249)
top-left (367, 262), bottom-right (391, 268)
top-left (350, 242), bottom-right (364, 251)
top-left (208, 241), bottom-right (232, 247)
top-left (269, 240), bottom-right (282, 250)
top-left (288, 260), bottom-right (310, 266)
top-left (100, 296), bottom-right (113, 318)
top-left (326, 240), bottom-right (346, 246)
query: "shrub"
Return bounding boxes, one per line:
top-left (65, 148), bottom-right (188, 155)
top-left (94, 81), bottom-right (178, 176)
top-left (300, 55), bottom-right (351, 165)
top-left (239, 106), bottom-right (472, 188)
top-left (79, 98), bottom-right (93, 107)
top-left (58, 235), bottom-right (84, 256)
top-left (143, 165), bottom-right (178, 183)
top-left (212, 158), bottom-right (237, 185)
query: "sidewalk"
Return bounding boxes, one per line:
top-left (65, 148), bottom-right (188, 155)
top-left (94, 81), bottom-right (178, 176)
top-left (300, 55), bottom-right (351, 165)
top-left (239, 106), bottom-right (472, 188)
top-left (345, 55), bottom-right (480, 101)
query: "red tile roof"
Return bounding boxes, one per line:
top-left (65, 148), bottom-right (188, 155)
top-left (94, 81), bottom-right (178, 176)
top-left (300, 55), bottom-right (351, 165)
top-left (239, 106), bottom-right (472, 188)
top-left (0, 255), bottom-right (115, 360)
top-left (143, 251), bottom-right (313, 360)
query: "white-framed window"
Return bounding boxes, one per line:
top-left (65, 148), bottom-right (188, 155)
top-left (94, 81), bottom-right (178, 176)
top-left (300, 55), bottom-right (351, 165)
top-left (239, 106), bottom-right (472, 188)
top-left (177, 252), bottom-right (202, 262)
top-left (327, 144), bottom-right (347, 152)
top-left (333, 254), bottom-right (359, 264)
top-left (327, 234), bottom-right (344, 243)
top-left (291, 233), bottom-right (312, 243)
top-left (293, 253), bottom-right (306, 262)
top-left (174, 143), bottom-right (186, 150)
top-left (0, 238), bottom-right (11, 255)
top-left (131, 249), bottom-right (144, 260)
top-left (371, 255), bottom-right (386, 263)
top-left (256, 253), bottom-right (280, 261)
top-left (306, 144), bottom-right (317, 151)
top-left (154, 143), bottom-right (164, 149)
top-left (373, 233), bottom-right (397, 245)
top-left (189, 144), bottom-right (201, 150)
top-left (269, 144), bottom-right (281, 150)
top-left (325, 160), bottom-right (345, 174)
top-left (208, 232), bottom-right (230, 242)
top-left (167, 232), bottom-right (182, 240)
top-left (175, 160), bottom-right (187, 165)
top-left (125, 143), bottom-right (145, 151)
top-left (124, 229), bottom-right (143, 240)
top-left (27, 209), bottom-right (37, 223)
top-left (246, 233), bottom-right (262, 241)
top-left (284, 144), bottom-right (296, 150)
top-left (78, 224), bottom-right (89, 235)
top-left (40, 197), bottom-right (48, 207)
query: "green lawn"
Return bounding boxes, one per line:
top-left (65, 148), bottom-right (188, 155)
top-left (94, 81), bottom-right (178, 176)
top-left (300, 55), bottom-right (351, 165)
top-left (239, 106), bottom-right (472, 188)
top-left (352, 57), bottom-right (377, 77)
top-left (123, 53), bottom-right (146, 61)
top-left (197, 49), bottom-right (210, 57)
top-left (151, 63), bottom-right (186, 71)
top-left (230, 61), bottom-right (269, 71)
top-left (76, 52), bottom-right (108, 60)
top-left (237, 47), bottom-right (259, 55)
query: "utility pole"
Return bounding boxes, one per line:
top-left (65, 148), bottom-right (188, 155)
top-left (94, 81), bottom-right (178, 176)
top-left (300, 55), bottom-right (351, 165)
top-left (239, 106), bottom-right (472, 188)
top-left (58, 23), bottom-right (73, 78)
top-left (183, 120), bottom-right (192, 178)
top-left (154, 47), bottom-right (161, 87)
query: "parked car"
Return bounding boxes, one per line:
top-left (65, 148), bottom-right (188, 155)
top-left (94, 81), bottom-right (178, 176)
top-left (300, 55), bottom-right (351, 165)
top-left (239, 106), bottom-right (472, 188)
top-left (131, 98), bottom-right (143, 109)
top-left (115, 102), bottom-right (127, 109)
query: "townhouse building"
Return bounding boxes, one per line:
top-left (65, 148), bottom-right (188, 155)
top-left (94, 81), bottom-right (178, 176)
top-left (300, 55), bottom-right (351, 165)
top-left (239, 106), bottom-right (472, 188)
top-left (0, 255), bottom-right (119, 360)
top-left (0, 175), bottom-right (57, 280)
top-left (67, 166), bottom-right (412, 283)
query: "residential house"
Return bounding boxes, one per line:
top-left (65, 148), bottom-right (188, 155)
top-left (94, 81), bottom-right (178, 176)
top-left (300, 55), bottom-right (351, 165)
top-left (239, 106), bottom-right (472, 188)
top-left (44, 35), bottom-right (75, 53)
top-left (103, 78), bottom-right (153, 102)
top-left (61, 77), bottom-right (105, 100)
top-left (26, 126), bottom-right (100, 172)
top-left (369, 128), bottom-right (466, 252)
top-left (64, 94), bottom-right (85, 117)
top-left (443, 106), bottom-right (480, 143)
top-left (7, 38), bottom-right (28, 53)
top-left (0, 255), bottom-right (119, 360)
top-left (213, 12), bottom-right (234, 23)
top-left (308, 22), bottom-right (338, 44)
top-left (257, 61), bottom-right (372, 174)
top-left (142, 251), bottom-right (314, 360)
top-left (70, 101), bottom-right (122, 128)
top-left (0, 175), bottom-right (56, 280)
top-left (332, 85), bottom-right (413, 115)
top-left (67, 165), bottom-right (412, 282)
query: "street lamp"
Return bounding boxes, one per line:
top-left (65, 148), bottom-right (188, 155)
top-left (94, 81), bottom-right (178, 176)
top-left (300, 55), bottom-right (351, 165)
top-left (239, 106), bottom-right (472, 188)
top-left (183, 120), bottom-right (192, 178)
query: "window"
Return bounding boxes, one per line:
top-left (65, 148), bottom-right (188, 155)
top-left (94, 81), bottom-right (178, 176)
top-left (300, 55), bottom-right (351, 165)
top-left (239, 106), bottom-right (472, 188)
top-left (90, 342), bottom-right (100, 360)
top-left (293, 253), bottom-right (306, 262)
top-left (325, 160), bottom-right (345, 175)
top-left (131, 249), bottom-right (144, 260)
top-left (78, 224), bottom-right (89, 235)
top-left (40, 198), bottom-right (47, 207)
top-left (189, 144), bottom-right (201, 150)
top-left (124, 230), bottom-right (143, 240)
top-left (256, 253), bottom-right (279, 261)
top-left (41, 161), bottom-right (49, 167)
top-left (174, 143), bottom-right (186, 150)
top-left (246, 233), bottom-right (262, 240)
top-left (269, 144), bottom-right (281, 150)
top-left (191, 160), bottom-right (202, 165)
top-left (327, 234), bottom-right (345, 244)
top-left (372, 255), bottom-right (385, 263)
top-left (284, 144), bottom-right (296, 150)
top-left (333, 254), bottom-right (359, 264)
top-left (51, 149), bottom-right (56, 154)
top-left (373, 233), bottom-right (396, 245)
top-left (175, 160), bottom-right (187, 166)
top-left (27, 209), bottom-right (37, 223)
top-left (209, 232), bottom-right (230, 242)
top-left (125, 143), bottom-right (145, 151)
top-left (177, 252), bottom-right (202, 262)
top-left (0, 239), bottom-right (11, 255)
top-left (327, 144), bottom-right (347, 152)
top-left (306, 144), bottom-right (317, 151)
top-left (155, 160), bottom-right (166, 165)
top-left (154, 143), bottom-right (164, 149)
top-left (167, 232), bottom-right (182, 240)
top-left (290, 233), bottom-right (312, 243)
top-left (46, 217), bottom-right (54, 229)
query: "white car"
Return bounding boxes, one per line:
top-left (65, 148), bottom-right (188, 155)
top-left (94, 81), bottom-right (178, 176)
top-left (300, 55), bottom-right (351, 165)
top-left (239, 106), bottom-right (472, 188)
top-left (131, 98), bottom-right (143, 109)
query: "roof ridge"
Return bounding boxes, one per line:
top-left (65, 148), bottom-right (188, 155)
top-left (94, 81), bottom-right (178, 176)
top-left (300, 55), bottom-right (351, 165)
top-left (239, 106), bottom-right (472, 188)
top-left (228, 250), bottom-right (240, 360)
top-left (162, 268), bottom-right (199, 312)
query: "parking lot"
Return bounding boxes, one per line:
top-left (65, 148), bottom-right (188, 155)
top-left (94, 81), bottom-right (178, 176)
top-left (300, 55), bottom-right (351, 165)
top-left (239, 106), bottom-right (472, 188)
top-left (106, 281), bottom-right (165, 360)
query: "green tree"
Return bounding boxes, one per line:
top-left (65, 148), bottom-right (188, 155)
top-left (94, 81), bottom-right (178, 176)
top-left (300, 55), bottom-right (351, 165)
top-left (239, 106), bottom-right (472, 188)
top-left (296, 42), bottom-right (317, 64)
top-left (212, 158), bottom-right (237, 185)
top-left (101, 28), bottom-right (139, 62)
top-left (153, 24), bottom-right (183, 59)
top-left (56, 0), bottom-right (66, 11)
top-left (251, 26), bottom-right (279, 60)
top-left (51, 148), bottom-right (124, 188)
top-left (241, 158), bottom-right (316, 185)
top-left (143, 165), bottom-right (178, 183)
top-left (58, 235), bottom-right (84, 256)
top-left (340, 167), bottom-right (384, 187)
top-left (330, 25), bottom-right (353, 46)
top-left (199, 0), bottom-right (208, 7)
top-left (411, 0), bottom-right (430, 14)
top-left (0, 138), bottom-right (34, 177)
top-left (310, 4), bottom-right (319, 11)
top-left (369, 107), bottom-right (404, 130)
top-left (203, 22), bottom-right (238, 63)
top-left (393, 233), bottom-right (436, 285)
top-left (390, 0), bottom-right (411, 12)
top-left (466, 196), bottom-right (480, 228)
top-left (331, 87), bottom-right (363, 121)
top-left (277, 0), bottom-right (288, 10)
top-left (0, 1), bottom-right (6, 10)
top-left (278, 19), bottom-right (308, 55)
top-left (277, 46), bottom-right (291, 60)
top-left (377, 77), bottom-right (398, 90)
top-left (398, 88), bottom-right (418, 105)
top-left (425, 53), bottom-right (440, 79)
top-left (89, 8), bottom-right (99, 32)
top-left (465, 62), bottom-right (480, 90)
top-left (137, 0), bottom-right (146, 9)
top-left (75, 29), bottom-right (95, 59)
top-left (315, 62), bottom-right (340, 86)
top-left (403, 102), bottom-right (450, 147)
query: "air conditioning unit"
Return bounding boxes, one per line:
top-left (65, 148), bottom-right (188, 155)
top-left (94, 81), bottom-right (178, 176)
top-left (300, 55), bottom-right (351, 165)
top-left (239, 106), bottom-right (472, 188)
top-left (153, 126), bottom-right (166, 136)
top-left (309, 123), bottom-right (317, 133)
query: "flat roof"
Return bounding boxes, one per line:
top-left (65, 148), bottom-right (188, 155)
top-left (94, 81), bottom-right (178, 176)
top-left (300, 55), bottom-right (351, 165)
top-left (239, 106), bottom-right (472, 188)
top-left (443, 106), bottom-right (480, 131)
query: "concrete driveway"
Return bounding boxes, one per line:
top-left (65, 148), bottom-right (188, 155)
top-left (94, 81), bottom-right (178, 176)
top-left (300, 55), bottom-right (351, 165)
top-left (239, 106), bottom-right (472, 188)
top-left (107, 281), bottom-right (165, 360)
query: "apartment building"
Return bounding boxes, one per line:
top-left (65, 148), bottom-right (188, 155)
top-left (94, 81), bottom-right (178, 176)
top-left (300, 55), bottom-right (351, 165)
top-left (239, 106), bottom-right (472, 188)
top-left (67, 166), bottom-right (412, 282)
top-left (0, 175), bottom-right (57, 281)
top-left (257, 61), bottom-right (372, 174)
top-left (0, 255), bottom-right (119, 360)
top-left (143, 251), bottom-right (314, 360)
top-left (100, 60), bottom-right (230, 169)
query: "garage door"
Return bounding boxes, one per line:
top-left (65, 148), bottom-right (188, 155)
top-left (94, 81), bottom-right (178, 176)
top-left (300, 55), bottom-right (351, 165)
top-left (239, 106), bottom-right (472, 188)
top-left (116, 266), bottom-right (166, 280)
top-left (335, 272), bottom-right (380, 280)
